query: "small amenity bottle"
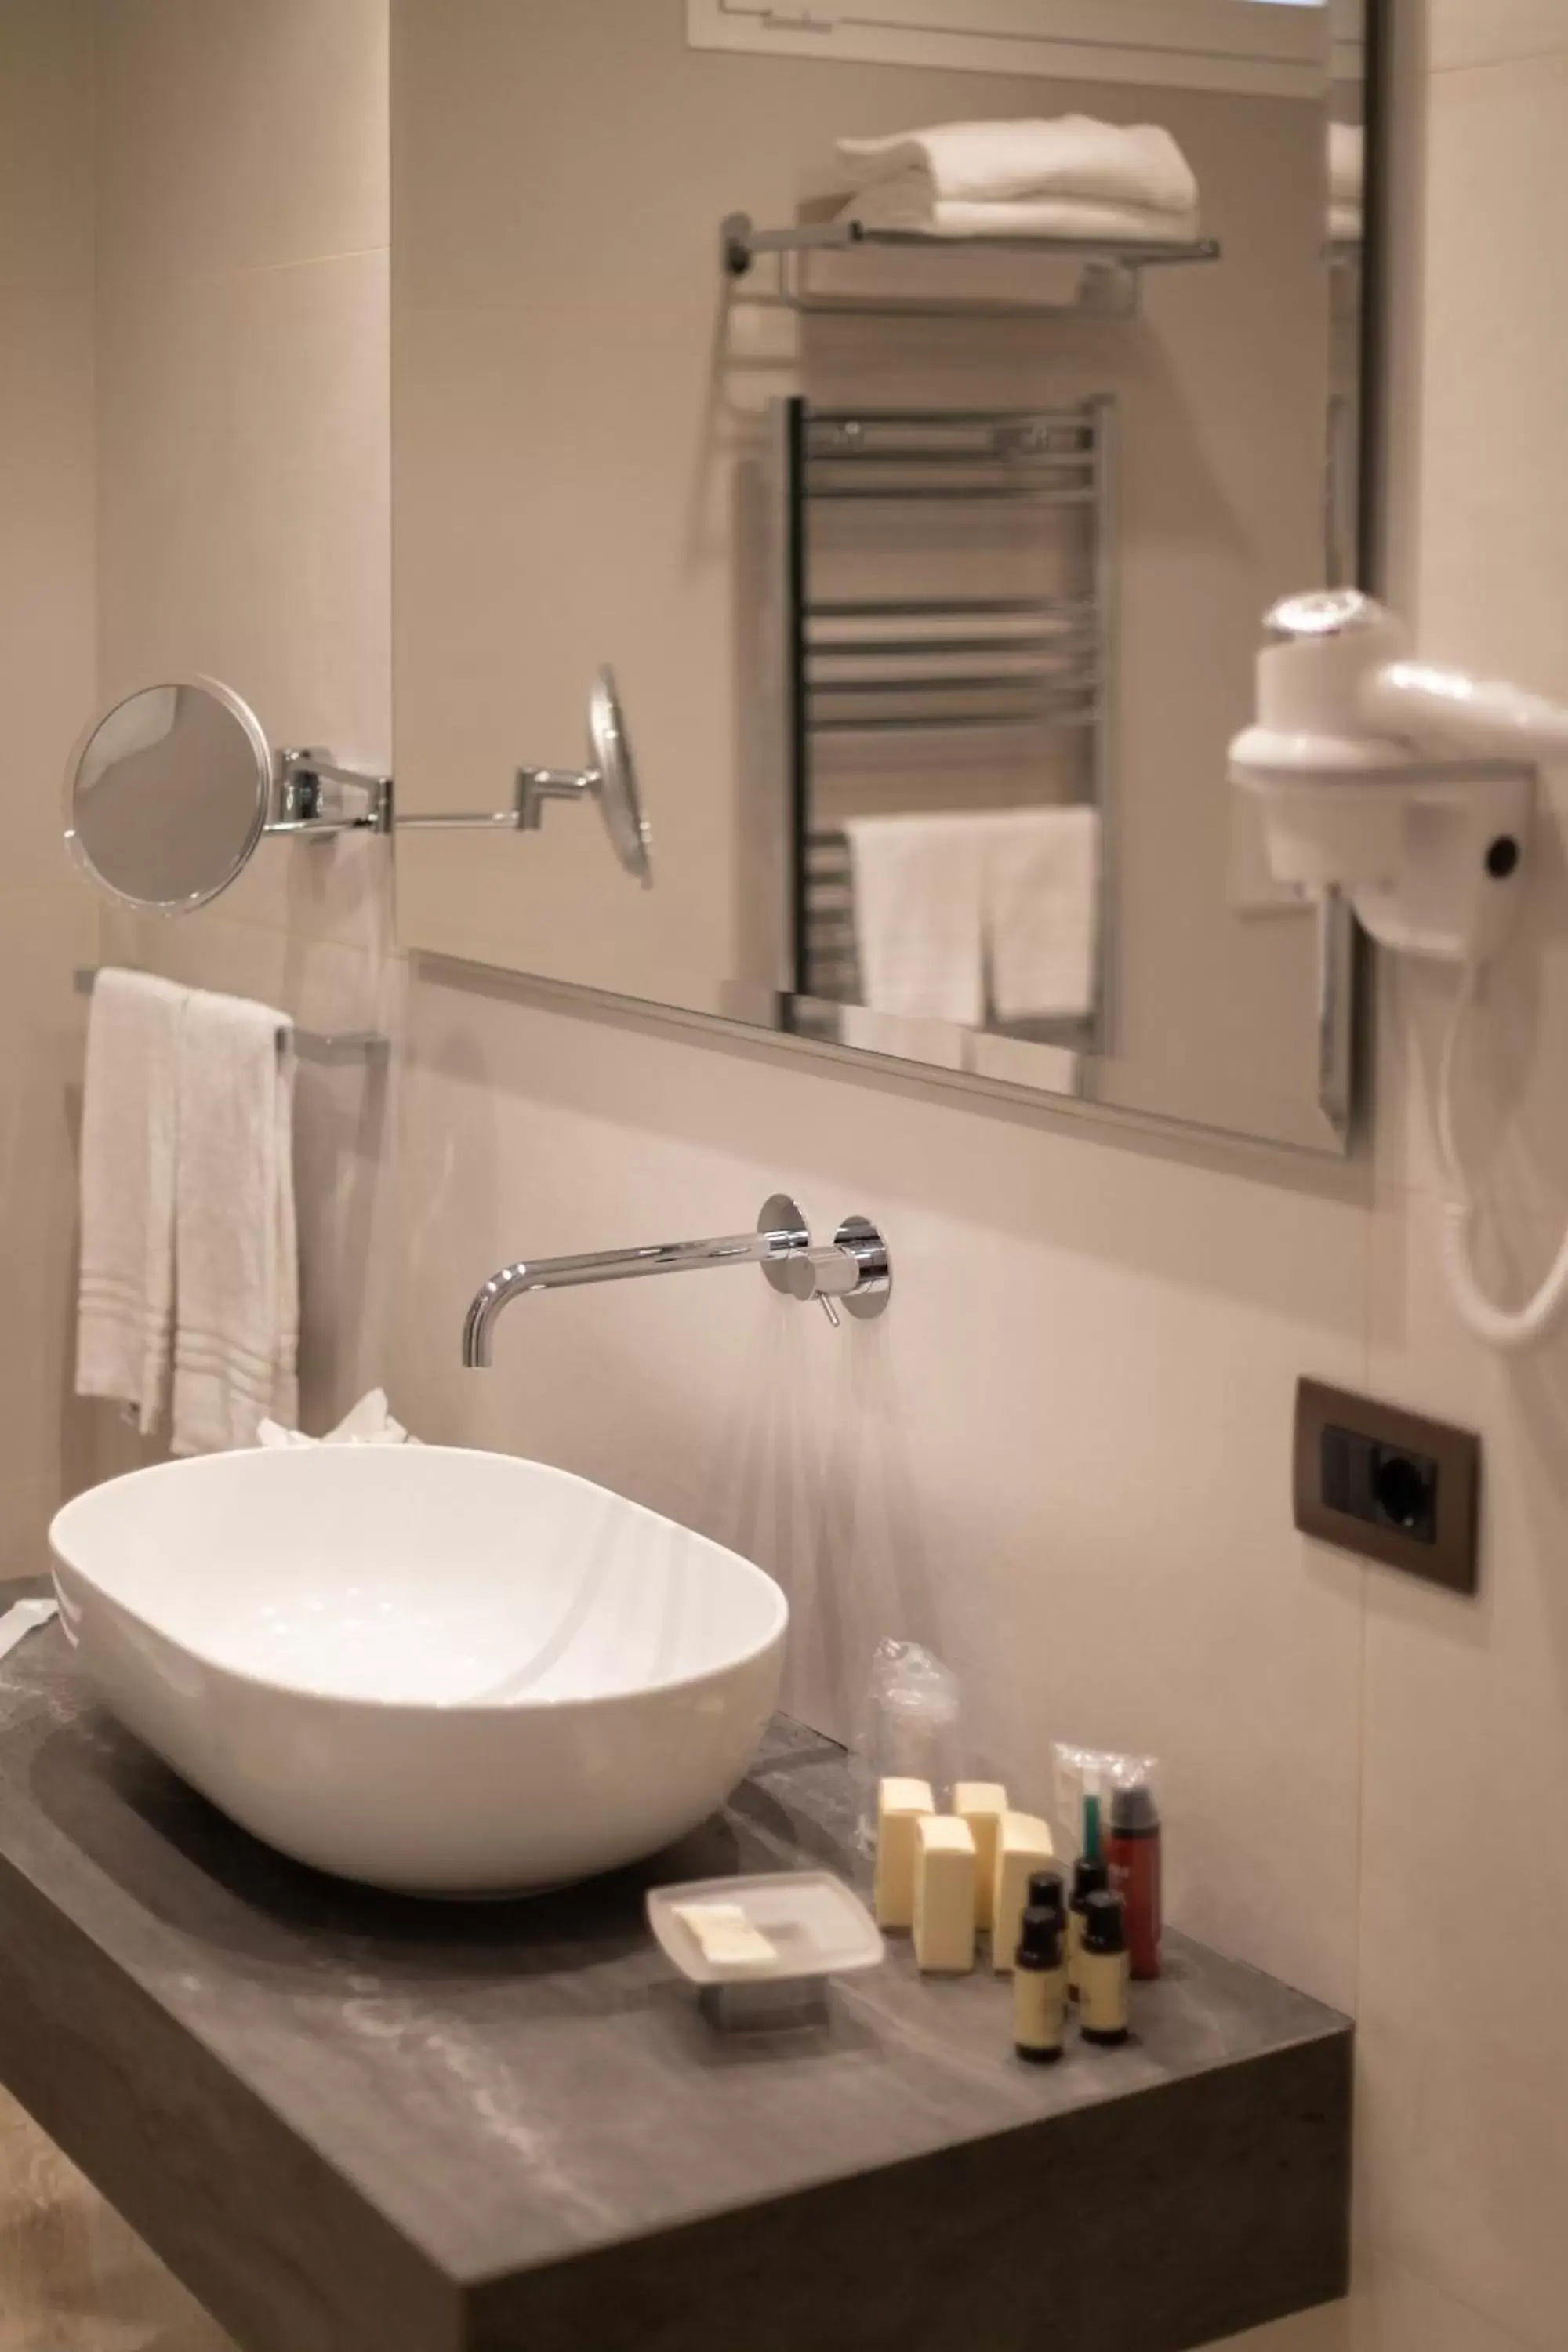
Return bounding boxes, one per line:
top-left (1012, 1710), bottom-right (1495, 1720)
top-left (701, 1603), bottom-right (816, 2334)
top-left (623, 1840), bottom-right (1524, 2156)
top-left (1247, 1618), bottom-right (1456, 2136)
top-left (1013, 1905), bottom-right (1068, 2064)
top-left (1078, 1889), bottom-right (1131, 2047)
top-left (1028, 1868), bottom-right (1066, 1929)
top-left (1066, 1856), bottom-right (1109, 2001)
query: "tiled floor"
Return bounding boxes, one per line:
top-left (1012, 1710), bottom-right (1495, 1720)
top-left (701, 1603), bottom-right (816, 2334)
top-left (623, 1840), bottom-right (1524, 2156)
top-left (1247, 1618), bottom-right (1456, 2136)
top-left (0, 2095), bottom-right (233, 2352)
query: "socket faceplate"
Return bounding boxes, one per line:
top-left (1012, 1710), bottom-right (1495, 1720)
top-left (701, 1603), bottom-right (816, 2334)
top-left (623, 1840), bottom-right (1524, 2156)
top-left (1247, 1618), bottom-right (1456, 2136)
top-left (1294, 1377), bottom-right (1481, 1595)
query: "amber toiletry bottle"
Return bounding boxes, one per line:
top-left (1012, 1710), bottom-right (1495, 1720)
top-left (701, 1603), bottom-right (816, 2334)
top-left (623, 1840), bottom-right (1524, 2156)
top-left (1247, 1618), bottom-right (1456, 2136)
top-left (1066, 1856), bottom-right (1109, 2001)
top-left (1105, 1780), bottom-right (1162, 1980)
top-left (1028, 1869), bottom-right (1066, 1928)
top-left (1078, 1889), bottom-right (1131, 2047)
top-left (1013, 1906), bottom-right (1068, 2064)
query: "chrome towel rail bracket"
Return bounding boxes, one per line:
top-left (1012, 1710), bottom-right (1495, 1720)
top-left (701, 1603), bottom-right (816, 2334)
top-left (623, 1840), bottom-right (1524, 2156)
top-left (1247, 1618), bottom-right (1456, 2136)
top-left (72, 971), bottom-right (389, 1068)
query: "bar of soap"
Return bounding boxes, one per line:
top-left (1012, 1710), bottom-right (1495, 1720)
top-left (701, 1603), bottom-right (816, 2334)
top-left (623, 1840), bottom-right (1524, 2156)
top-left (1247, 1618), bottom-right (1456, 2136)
top-left (670, 1901), bottom-right (778, 1973)
top-left (913, 1815), bottom-right (977, 1973)
top-left (953, 1782), bottom-right (1008, 1929)
top-left (873, 1777), bottom-right (935, 1929)
top-left (992, 1811), bottom-right (1055, 1973)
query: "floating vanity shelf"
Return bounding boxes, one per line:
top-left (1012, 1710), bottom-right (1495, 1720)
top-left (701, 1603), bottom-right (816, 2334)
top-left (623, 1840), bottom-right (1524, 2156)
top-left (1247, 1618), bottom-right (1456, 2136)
top-left (73, 969), bottom-right (389, 1068)
top-left (0, 1612), bottom-right (1352, 2352)
top-left (723, 209), bottom-right (1221, 316)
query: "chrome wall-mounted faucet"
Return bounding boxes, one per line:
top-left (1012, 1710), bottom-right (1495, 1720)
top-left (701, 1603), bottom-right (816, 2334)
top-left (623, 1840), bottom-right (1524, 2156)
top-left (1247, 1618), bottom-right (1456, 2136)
top-left (461, 1196), bottom-right (891, 1365)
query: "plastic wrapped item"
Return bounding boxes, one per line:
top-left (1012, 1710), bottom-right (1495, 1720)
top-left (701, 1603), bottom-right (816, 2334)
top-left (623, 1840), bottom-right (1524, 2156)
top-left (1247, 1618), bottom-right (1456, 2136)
top-left (257, 1388), bottom-right (418, 1447)
top-left (1052, 1743), bottom-right (1162, 1980)
top-left (0, 1597), bottom-right (57, 1667)
top-left (1051, 1743), bottom-right (1159, 1846)
top-left (853, 1639), bottom-right (964, 1853)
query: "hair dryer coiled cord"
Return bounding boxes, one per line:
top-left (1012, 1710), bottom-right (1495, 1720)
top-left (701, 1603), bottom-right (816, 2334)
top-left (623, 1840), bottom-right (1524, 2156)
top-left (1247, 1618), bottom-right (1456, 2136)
top-left (1435, 964), bottom-right (1568, 1352)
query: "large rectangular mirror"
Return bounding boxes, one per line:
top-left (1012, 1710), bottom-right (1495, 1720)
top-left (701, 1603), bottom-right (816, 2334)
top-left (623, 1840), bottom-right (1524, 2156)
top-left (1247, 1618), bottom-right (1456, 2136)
top-left (393, 0), bottom-right (1374, 1152)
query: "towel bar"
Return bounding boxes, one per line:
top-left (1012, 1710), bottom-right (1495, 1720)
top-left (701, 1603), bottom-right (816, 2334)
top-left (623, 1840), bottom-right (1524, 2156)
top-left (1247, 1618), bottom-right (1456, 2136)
top-left (73, 971), bottom-right (389, 1068)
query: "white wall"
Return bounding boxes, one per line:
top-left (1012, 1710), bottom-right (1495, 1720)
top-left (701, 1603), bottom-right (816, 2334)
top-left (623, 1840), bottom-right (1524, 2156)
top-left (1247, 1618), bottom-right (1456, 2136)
top-left (0, 0), bottom-right (99, 1577)
top-left (0, 4), bottom-right (391, 2343)
top-left (390, 8), bottom-right (1568, 2349)
top-left (13, 3), bottom-right (1568, 2350)
top-left (89, 0), bottom-right (397, 1480)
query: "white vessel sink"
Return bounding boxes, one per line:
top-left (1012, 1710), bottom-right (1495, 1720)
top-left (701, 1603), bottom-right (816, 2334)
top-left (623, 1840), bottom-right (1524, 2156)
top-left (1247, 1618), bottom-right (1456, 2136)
top-left (48, 1447), bottom-right (787, 1896)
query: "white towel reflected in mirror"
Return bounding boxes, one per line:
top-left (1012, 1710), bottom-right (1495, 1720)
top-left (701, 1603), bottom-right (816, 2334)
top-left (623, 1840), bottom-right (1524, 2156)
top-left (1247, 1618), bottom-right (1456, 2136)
top-left (842, 806), bottom-right (1100, 1033)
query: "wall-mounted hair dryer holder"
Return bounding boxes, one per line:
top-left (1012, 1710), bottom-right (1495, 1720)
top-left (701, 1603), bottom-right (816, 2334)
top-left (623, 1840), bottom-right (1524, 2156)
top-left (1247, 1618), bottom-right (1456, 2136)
top-left (1229, 592), bottom-right (1556, 969)
top-left (1232, 590), bottom-right (1568, 1352)
top-left (1235, 751), bottom-right (1534, 966)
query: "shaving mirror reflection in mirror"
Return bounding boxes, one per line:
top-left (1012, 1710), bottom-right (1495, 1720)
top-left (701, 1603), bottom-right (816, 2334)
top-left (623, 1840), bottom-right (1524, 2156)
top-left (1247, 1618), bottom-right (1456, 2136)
top-left (67, 680), bottom-right (273, 914)
top-left (393, 0), bottom-right (1372, 1152)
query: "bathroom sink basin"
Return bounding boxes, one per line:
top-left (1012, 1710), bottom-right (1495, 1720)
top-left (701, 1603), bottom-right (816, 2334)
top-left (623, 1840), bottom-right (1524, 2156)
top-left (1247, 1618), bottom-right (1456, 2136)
top-left (47, 1447), bottom-right (787, 1896)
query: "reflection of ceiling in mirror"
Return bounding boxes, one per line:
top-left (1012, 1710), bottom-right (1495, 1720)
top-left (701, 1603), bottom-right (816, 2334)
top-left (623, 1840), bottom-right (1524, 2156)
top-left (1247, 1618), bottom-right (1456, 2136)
top-left (688, 0), bottom-right (1363, 98)
top-left (81, 688), bottom-right (178, 787)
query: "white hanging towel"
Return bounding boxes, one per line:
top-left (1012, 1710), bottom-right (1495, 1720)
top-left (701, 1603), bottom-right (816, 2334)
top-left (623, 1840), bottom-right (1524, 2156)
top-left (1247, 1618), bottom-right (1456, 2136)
top-left (76, 969), bottom-right (188, 1432)
top-left (839, 182), bottom-right (1200, 245)
top-left (841, 813), bottom-right (987, 1026)
top-left (837, 116), bottom-right (1199, 216)
top-left (983, 806), bottom-right (1102, 1023)
top-left (172, 990), bottom-right (299, 1456)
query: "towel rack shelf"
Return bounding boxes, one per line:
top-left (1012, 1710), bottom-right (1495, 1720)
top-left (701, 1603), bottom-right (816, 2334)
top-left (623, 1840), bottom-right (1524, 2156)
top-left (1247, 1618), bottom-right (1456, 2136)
top-left (808, 594), bottom-right (1092, 625)
top-left (73, 971), bottom-right (389, 1068)
top-left (723, 212), bottom-right (1220, 317)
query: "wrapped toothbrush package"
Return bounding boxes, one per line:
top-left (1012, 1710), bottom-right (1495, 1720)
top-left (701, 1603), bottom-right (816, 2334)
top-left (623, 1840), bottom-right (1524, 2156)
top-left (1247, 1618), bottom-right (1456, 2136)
top-left (0, 1597), bottom-right (59, 1668)
top-left (1052, 1742), bottom-right (1163, 1983)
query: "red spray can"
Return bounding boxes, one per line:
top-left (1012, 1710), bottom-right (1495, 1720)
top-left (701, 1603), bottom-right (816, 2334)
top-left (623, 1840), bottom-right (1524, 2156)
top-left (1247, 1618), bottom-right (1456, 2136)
top-left (1105, 1781), bottom-right (1162, 1980)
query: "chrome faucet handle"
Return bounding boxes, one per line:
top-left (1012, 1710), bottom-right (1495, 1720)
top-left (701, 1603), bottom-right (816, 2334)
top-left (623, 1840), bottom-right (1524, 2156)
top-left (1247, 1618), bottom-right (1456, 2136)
top-left (782, 1215), bottom-right (891, 1327)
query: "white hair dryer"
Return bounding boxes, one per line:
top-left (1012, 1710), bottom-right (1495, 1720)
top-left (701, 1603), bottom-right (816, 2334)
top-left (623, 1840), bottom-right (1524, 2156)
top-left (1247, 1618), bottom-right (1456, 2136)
top-left (1230, 590), bottom-right (1568, 1351)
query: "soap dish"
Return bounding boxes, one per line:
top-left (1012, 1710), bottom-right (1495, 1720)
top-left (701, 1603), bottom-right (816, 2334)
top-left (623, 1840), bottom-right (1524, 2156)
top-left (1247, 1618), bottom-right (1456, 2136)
top-left (648, 1870), bottom-right (884, 2031)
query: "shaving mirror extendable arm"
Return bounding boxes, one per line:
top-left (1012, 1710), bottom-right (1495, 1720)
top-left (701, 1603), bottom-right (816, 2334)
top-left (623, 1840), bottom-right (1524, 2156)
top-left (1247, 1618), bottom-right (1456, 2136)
top-left (65, 666), bottom-right (652, 915)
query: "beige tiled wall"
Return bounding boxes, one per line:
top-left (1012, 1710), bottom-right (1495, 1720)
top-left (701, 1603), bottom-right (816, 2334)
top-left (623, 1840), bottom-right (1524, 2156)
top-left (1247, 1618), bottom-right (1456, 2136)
top-left (89, 0), bottom-right (398, 1472)
top-left (0, 0), bottom-right (99, 1573)
top-left (1, 3), bottom-right (391, 2343)
top-left (1236, 9), bottom-right (1568, 2349)
top-left (16, 4), bottom-right (1568, 2351)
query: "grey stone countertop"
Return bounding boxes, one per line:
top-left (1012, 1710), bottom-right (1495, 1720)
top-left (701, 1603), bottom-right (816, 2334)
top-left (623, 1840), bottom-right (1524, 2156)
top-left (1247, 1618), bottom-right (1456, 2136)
top-left (0, 1614), bottom-right (1352, 2352)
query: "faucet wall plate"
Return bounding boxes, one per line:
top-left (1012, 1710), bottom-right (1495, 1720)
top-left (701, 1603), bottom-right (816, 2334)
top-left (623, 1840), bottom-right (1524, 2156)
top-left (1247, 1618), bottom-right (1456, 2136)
top-left (833, 1214), bottom-right (891, 1319)
top-left (758, 1195), bottom-right (811, 1295)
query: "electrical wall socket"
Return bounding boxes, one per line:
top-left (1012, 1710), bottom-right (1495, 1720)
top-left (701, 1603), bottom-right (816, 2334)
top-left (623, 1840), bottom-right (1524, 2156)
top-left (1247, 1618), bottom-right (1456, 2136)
top-left (1294, 1377), bottom-right (1481, 1595)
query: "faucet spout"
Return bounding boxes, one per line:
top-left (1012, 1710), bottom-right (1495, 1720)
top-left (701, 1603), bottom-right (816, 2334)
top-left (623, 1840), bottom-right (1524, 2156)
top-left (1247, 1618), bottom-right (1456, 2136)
top-left (461, 1195), bottom-right (811, 1367)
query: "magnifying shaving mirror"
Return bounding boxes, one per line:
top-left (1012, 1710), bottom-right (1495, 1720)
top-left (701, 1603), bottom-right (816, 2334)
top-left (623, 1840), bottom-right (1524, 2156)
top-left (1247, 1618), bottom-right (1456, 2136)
top-left (64, 666), bottom-right (649, 916)
top-left (514, 667), bottom-right (653, 887)
top-left (66, 678), bottom-right (275, 914)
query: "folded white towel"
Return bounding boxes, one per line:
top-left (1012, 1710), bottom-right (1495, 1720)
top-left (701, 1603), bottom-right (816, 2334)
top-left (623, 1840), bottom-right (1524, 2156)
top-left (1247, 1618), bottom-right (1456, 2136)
top-left (1329, 122), bottom-right (1363, 208)
top-left (840, 180), bottom-right (1200, 245)
top-left (76, 970), bottom-right (187, 1433)
top-left (842, 807), bottom-right (1101, 1029)
top-left (838, 116), bottom-right (1197, 216)
top-left (172, 990), bottom-right (299, 1457)
top-left (982, 806), bottom-right (1101, 1023)
top-left (842, 813), bottom-right (987, 1026)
